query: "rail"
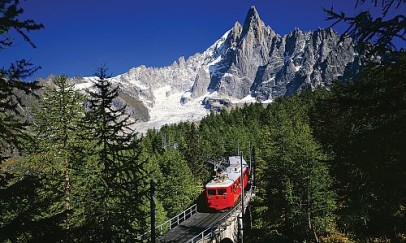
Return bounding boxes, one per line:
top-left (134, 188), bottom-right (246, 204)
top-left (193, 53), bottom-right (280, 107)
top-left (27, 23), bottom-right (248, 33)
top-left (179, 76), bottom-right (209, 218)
top-left (138, 204), bottom-right (198, 241)
top-left (187, 186), bottom-right (256, 243)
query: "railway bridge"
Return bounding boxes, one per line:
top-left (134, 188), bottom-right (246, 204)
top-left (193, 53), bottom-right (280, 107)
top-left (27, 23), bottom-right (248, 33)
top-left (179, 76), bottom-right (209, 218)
top-left (141, 186), bottom-right (255, 243)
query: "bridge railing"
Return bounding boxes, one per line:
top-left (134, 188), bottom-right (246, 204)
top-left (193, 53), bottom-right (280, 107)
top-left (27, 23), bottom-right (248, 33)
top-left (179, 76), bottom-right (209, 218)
top-left (187, 186), bottom-right (256, 243)
top-left (158, 203), bottom-right (198, 234)
top-left (138, 203), bottom-right (198, 241)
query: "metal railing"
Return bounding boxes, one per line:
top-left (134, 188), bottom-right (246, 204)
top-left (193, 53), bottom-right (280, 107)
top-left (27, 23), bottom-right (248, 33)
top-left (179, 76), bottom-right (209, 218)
top-left (158, 204), bottom-right (198, 234)
top-left (139, 204), bottom-right (198, 241)
top-left (187, 186), bottom-right (256, 243)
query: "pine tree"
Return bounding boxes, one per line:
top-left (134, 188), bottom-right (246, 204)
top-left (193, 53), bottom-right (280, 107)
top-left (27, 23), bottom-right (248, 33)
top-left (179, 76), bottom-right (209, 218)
top-left (312, 53), bottom-right (406, 240)
top-left (81, 66), bottom-right (148, 241)
top-left (152, 150), bottom-right (200, 218)
top-left (29, 75), bottom-right (85, 235)
top-left (0, 76), bottom-right (88, 241)
top-left (254, 97), bottom-right (336, 242)
top-left (324, 0), bottom-right (405, 54)
top-left (182, 123), bottom-right (209, 184)
top-left (0, 0), bottom-right (43, 163)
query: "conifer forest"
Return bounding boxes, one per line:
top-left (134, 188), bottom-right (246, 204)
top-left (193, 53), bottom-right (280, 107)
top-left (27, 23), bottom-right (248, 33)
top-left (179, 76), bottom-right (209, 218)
top-left (1, 0), bottom-right (405, 242)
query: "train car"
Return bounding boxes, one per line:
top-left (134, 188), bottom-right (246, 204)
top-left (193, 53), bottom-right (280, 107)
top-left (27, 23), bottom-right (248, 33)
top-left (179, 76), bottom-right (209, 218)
top-left (205, 156), bottom-right (250, 211)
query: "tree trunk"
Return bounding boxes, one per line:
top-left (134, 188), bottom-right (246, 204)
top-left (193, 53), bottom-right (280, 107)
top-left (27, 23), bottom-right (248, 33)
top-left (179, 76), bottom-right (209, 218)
top-left (307, 187), bottom-right (319, 243)
top-left (64, 157), bottom-right (71, 230)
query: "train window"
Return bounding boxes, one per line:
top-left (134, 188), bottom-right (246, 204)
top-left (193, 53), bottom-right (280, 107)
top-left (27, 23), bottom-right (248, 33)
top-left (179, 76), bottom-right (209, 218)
top-left (218, 189), bottom-right (227, 195)
top-left (208, 189), bottom-right (216, 196)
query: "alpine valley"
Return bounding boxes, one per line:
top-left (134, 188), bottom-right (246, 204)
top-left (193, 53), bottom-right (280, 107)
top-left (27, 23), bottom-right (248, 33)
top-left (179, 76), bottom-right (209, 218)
top-left (70, 6), bottom-right (362, 133)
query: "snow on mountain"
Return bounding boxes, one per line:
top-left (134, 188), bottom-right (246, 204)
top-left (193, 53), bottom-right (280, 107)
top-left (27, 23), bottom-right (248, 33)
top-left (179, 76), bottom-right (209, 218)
top-left (132, 86), bottom-right (209, 134)
top-left (72, 6), bottom-right (362, 134)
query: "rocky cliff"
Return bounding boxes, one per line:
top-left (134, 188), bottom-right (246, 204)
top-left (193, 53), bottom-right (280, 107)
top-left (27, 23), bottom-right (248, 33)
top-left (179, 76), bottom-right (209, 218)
top-left (71, 6), bottom-right (362, 132)
top-left (192, 6), bottom-right (357, 100)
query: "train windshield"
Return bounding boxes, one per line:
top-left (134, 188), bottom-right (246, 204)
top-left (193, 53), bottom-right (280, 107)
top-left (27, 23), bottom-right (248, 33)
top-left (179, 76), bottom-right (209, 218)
top-left (208, 189), bottom-right (216, 196)
top-left (218, 189), bottom-right (227, 195)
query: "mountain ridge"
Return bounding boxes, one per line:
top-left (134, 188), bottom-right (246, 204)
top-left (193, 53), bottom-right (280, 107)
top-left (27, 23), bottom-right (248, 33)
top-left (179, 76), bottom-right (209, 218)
top-left (69, 6), bottom-right (361, 133)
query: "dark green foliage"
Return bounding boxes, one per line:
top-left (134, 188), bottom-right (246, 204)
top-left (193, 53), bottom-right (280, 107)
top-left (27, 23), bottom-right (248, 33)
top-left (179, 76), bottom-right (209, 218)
top-left (2, 69), bottom-right (402, 241)
top-left (316, 2), bottom-right (406, 239)
top-left (2, 1), bottom-right (404, 241)
top-left (139, 100), bottom-right (338, 242)
top-left (0, 61), bottom-right (39, 161)
top-left (81, 66), bottom-right (149, 241)
top-left (251, 96), bottom-right (336, 242)
top-left (0, 76), bottom-right (85, 242)
top-left (30, 75), bottom-right (85, 232)
top-left (138, 105), bottom-right (264, 219)
top-left (0, 2), bottom-right (49, 241)
top-left (0, 0), bottom-right (44, 49)
top-left (182, 123), bottom-right (209, 184)
top-left (312, 52), bottom-right (406, 240)
top-left (0, 0), bottom-right (43, 163)
top-left (151, 150), bottom-right (200, 218)
top-left (324, 0), bottom-right (405, 53)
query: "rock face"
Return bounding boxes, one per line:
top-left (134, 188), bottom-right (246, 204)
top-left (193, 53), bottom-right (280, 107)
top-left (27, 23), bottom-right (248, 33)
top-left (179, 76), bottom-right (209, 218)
top-left (72, 6), bottom-right (361, 125)
top-left (202, 97), bottom-right (233, 111)
top-left (203, 6), bottom-right (356, 100)
top-left (191, 67), bottom-right (210, 98)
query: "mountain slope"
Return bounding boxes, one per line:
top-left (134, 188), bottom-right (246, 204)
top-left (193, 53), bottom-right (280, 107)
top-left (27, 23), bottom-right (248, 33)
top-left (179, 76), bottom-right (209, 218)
top-left (192, 6), bottom-right (357, 100)
top-left (73, 6), bottom-right (360, 133)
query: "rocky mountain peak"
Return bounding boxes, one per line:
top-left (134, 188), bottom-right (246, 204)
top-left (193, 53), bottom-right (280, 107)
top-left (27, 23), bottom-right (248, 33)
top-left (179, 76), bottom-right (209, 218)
top-left (243, 6), bottom-right (261, 26)
top-left (231, 22), bottom-right (242, 38)
top-left (241, 6), bottom-right (264, 37)
top-left (173, 56), bottom-right (186, 69)
top-left (72, 6), bottom-right (363, 133)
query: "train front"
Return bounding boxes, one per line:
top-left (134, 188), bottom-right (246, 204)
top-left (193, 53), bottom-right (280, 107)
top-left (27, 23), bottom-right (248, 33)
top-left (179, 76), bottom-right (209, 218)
top-left (205, 156), bottom-right (249, 211)
top-left (205, 177), bottom-right (235, 211)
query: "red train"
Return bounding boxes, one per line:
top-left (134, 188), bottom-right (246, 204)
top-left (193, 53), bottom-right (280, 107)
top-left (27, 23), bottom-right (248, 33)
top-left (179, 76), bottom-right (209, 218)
top-left (205, 156), bottom-right (250, 211)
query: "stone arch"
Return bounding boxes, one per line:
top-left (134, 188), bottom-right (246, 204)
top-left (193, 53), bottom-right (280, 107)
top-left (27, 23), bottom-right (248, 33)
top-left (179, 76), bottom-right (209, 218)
top-left (244, 205), bottom-right (253, 231)
top-left (219, 238), bottom-right (234, 243)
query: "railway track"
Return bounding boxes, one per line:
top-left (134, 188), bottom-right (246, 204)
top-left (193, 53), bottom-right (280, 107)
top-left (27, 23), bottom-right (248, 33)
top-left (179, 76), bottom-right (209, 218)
top-left (157, 210), bottom-right (229, 243)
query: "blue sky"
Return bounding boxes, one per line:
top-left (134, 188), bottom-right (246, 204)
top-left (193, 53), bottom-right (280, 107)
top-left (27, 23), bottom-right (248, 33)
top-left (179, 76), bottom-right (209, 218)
top-left (1, 0), bottom-right (401, 80)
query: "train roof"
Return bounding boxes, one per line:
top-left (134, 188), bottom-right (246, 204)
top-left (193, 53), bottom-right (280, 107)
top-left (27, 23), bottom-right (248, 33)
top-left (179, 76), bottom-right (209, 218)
top-left (205, 156), bottom-right (249, 188)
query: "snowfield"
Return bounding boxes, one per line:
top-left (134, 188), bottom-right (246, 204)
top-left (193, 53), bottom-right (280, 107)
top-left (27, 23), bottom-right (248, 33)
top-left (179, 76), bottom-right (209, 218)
top-left (69, 7), bottom-right (354, 135)
top-left (132, 86), bottom-right (209, 134)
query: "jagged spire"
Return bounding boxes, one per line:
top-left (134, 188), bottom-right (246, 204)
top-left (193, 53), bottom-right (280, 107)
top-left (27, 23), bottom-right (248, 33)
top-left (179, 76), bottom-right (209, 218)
top-left (242, 6), bottom-right (263, 35)
top-left (230, 21), bottom-right (242, 39)
top-left (247, 6), bottom-right (259, 18)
